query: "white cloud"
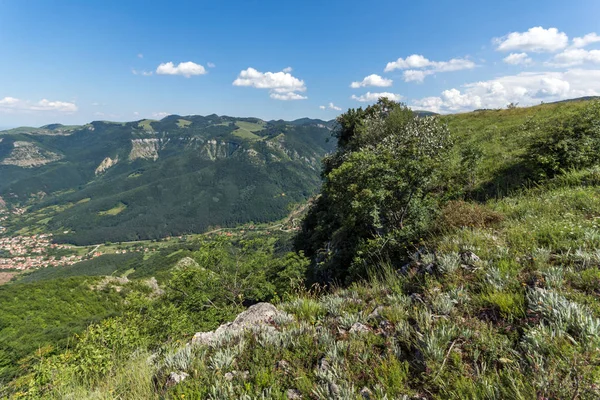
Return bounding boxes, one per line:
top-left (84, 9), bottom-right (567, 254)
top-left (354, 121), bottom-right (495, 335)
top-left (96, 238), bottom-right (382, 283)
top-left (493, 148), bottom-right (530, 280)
top-left (132, 69), bottom-right (153, 76)
top-left (351, 92), bottom-right (402, 102)
top-left (133, 111), bottom-right (140, 116)
top-left (156, 61), bottom-right (207, 77)
top-left (153, 112), bottom-right (169, 119)
top-left (572, 33), bottom-right (600, 48)
top-left (0, 97), bottom-right (78, 113)
top-left (503, 52), bottom-right (533, 65)
top-left (0, 97), bottom-right (20, 106)
top-left (350, 74), bottom-right (393, 88)
top-left (494, 27), bottom-right (568, 53)
top-left (270, 92), bottom-right (307, 100)
top-left (233, 67), bottom-right (307, 100)
top-left (385, 54), bottom-right (431, 70)
top-left (137, 53), bottom-right (144, 59)
top-left (319, 103), bottom-right (341, 110)
top-left (403, 70), bottom-right (434, 83)
top-left (413, 69), bottom-right (600, 113)
top-left (384, 54), bottom-right (475, 82)
top-left (207, 62), bottom-right (216, 68)
top-left (549, 48), bottom-right (600, 67)
top-left (283, 66), bottom-right (293, 73)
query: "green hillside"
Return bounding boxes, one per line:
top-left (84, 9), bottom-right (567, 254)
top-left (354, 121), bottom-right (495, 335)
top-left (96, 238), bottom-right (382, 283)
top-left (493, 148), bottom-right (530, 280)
top-left (0, 115), bottom-right (335, 245)
top-left (3, 99), bottom-right (600, 399)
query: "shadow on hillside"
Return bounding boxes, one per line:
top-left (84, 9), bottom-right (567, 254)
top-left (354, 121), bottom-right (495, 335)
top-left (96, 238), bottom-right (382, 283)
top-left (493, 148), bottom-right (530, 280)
top-left (472, 160), bottom-right (535, 200)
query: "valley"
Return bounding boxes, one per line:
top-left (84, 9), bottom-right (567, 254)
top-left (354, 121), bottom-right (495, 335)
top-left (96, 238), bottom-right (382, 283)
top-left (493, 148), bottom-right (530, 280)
top-left (2, 99), bottom-right (600, 399)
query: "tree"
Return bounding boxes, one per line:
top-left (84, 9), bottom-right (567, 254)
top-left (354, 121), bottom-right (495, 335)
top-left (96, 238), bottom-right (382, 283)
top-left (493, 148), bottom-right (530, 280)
top-left (296, 99), bottom-right (452, 283)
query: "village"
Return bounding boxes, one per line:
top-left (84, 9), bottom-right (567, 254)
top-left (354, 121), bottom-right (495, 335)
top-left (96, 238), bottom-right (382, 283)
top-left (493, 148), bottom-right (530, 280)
top-left (0, 233), bottom-right (88, 270)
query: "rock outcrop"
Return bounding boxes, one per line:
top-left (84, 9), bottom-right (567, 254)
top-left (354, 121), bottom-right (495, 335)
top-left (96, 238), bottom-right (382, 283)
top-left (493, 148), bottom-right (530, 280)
top-left (192, 303), bottom-right (290, 346)
top-left (95, 156), bottom-right (118, 175)
top-left (129, 138), bottom-right (159, 161)
top-left (0, 141), bottom-right (62, 167)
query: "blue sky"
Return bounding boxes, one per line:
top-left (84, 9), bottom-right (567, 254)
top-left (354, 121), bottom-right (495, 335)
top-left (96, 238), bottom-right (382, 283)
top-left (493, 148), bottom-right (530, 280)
top-left (1, 0), bottom-right (600, 127)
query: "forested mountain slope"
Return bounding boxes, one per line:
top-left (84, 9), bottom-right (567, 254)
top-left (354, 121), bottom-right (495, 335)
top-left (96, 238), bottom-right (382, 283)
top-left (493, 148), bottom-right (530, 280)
top-left (0, 116), bottom-right (335, 245)
top-left (3, 99), bottom-right (600, 399)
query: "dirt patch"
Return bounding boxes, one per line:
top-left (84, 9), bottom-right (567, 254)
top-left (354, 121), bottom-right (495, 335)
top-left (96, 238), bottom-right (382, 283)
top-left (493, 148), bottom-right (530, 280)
top-left (0, 272), bottom-right (17, 285)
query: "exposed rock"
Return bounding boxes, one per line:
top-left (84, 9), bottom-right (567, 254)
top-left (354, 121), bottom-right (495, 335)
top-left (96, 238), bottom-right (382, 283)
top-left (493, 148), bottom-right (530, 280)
top-left (287, 389), bottom-right (302, 399)
top-left (144, 277), bottom-right (164, 297)
top-left (349, 322), bottom-right (370, 334)
top-left (461, 251), bottom-right (481, 265)
top-left (192, 303), bottom-right (290, 346)
top-left (174, 257), bottom-right (199, 269)
top-left (92, 276), bottom-right (129, 292)
top-left (223, 370), bottom-right (250, 381)
top-left (367, 306), bottom-right (384, 321)
top-left (0, 141), bottom-right (62, 167)
top-left (276, 360), bottom-right (291, 373)
top-left (224, 372), bottom-right (235, 381)
top-left (166, 371), bottom-right (188, 387)
top-left (328, 382), bottom-right (340, 397)
top-left (129, 138), bottom-right (159, 161)
top-left (360, 387), bottom-right (373, 399)
top-left (0, 196), bottom-right (5, 209)
top-left (317, 357), bottom-right (330, 373)
top-left (95, 156), bottom-right (118, 175)
top-left (200, 140), bottom-right (240, 161)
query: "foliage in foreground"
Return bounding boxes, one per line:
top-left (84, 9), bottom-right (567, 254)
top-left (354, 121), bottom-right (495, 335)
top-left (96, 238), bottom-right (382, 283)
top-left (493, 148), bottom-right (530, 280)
top-left (4, 100), bottom-right (600, 399)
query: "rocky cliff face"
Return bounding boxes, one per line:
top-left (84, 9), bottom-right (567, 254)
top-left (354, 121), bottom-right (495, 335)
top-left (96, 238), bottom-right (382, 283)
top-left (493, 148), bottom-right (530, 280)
top-left (95, 156), bottom-right (119, 175)
top-left (129, 139), bottom-right (160, 161)
top-left (0, 141), bottom-right (62, 168)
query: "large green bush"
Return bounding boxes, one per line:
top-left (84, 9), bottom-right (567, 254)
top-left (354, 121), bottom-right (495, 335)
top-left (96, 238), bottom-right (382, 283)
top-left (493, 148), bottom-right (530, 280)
top-left (297, 99), bottom-right (452, 283)
top-left (525, 101), bottom-right (600, 178)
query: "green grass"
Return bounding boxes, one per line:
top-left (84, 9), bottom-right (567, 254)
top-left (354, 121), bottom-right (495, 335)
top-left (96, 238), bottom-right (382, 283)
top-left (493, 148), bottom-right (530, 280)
top-left (98, 202), bottom-right (127, 216)
top-left (232, 121), bottom-right (265, 140)
top-left (176, 119), bottom-right (192, 128)
top-left (137, 119), bottom-right (156, 131)
top-left (5, 101), bottom-right (600, 399)
top-left (235, 121), bottom-right (265, 132)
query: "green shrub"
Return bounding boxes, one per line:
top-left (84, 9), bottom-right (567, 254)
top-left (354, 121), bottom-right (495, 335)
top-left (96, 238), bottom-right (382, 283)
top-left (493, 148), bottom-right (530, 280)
top-left (525, 101), bottom-right (600, 178)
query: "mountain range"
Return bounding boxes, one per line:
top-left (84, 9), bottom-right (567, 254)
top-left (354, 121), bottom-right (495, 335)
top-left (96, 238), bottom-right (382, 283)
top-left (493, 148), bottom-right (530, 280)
top-left (0, 115), bottom-right (336, 245)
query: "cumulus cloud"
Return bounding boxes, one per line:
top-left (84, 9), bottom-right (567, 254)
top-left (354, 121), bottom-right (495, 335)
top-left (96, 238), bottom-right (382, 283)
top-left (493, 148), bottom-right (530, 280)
top-left (384, 55), bottom-right (475, 82)
top-left (0, 97), bottom-right (78, 113)
top-left (351, 92), bottom-right (402, 102)
top-left (283, 67), bottom-right (293, 73)
top-left (270, 92), bottom-right (307, 100)
top-left (350, 74), bottom-right (393, 88)
top-left (207, 62), bottom-right (216, 68)
top-left (549, 48), bottom-right (600, 67)
top-left (412, 69), bottom-right (600, 113)
top-left (494, 27), bottom-right (568, 53)
top-left (137, 53), bottom-right (144, 59)
top-left (572, 33), bottom-right (600, 48)
top-left (152, 112), bottom-right (170, 119)
top-left (403, 70), bottom-right (434, 83)
top-left (233, 67), bottom-right (307, 100)
top-left (503, 52), bottom-right (533, 65)
top-left (319, 103), bottom-right (342, 111)
top-left (156, 61), bottom-right (207, 77)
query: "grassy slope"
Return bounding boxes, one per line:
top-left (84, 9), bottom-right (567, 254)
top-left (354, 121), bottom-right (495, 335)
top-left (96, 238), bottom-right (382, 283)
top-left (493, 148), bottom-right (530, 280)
top-left (6, 101), bottom-right (600, 398)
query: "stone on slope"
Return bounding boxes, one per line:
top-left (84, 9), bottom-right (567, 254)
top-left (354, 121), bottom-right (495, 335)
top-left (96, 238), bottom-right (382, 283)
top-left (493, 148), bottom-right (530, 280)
top-left (192, 302), bottom-right (291, 346)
